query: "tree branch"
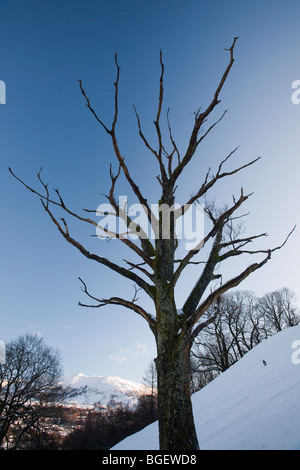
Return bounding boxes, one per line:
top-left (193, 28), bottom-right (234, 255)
top-left (166, 108), bottom-right (181, 168)
top-left (188, 226), bottom-right (296, 337)
top-left (173, 186), bottom-right (251, 286)
top-left (188, 312), bottom-right (219, 343)
top-left (106, 162), bottom-right (156, 262)
top-left (153, 50), bottom-right (168, 183)
top-left (188, 251), bottom-right (272, 339)
top-left (39, 197), bottom-right (156, 300)
top-left (79, 55), bottom-right (156, 228)
top-left (9, 167), bottom-right (97, 227)
top-left (182, 226), bottom-right (223, 317)
top-left (170, 37), bottom-right (239, 184)
top-left (123, 259), bottom-right (153, 280)
top-left (78, 80), bottom-right (111, 135)
top-left (175, 149), bottom-right (260, 220)
top-left (78, 277), bottom-right (156, 332)
top-left (219, 226), bottom-right (296, 262)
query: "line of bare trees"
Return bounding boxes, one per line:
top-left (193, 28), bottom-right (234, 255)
top-left (141, 286), bottom-right (300, 394)
top-left (190, 287), bottom-right (300, 392)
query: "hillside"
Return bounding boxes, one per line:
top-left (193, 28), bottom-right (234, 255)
top-left (112, 325), bottom-right (300, 450)
top-left (62, 373), bottom-right (152, 409)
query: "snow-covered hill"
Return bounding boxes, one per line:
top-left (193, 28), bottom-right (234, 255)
top-left (112, 325), bottom-right (300, 450)
top-left (62, 373), bottom-right (152, 409)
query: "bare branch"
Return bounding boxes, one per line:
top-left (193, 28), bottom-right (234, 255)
top-left (9, 167), bottom-right (97, 227)
top-left (196, 109), bottom-right (228, 147)
top-left (187, 226), bottom-right (296, 337)
top-left (133, 51), bottom-right (168, 182)
top-left (188, 312), bottom-right (219, 341)
top-left (39, 197), bottom-right (155, 300)
top-left (166, 108), bottom-right (181, 166)
top-left (156, 50), bottom-right (164, 127)
top-left (173, 187), bottom-right (251, 285)
top-left (188, 250), bottom-right (272, 339)
top-left (175, 149), bottom-right (260, 219)
top-left (171, 37), bottom-right (239, 184)
top-left (78, 79), bottom-right (111, 134)
top-left (79, 59), bottom-right (156, 228)
top-left (112, 52), bottom-right (120, 132)
top-left (220, 232), bottom-right (268, 249)
top-left (153, 50), bottom-right (167, 183)
top-left (10, 165), bottom-right (155, 272)
top-left (78, 277), bottom-right (156, 331)
top-left (107, 163), bottom-right (156, 261)
top-left (123, 259), bottom-right (153, 280)
top-left (269, 225), bottom-right (296, 252)
top-left (133, 104), bottom-right (159, 160)
top-left (182, 226), bottom-right (223, 317)
top-left (220, 226), bottom-right (296, 262)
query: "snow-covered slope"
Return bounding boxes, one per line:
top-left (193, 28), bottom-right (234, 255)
top-left (112, 325), bottom-right (300, 450)
top-left (62, 373), bottom-right (151, 409)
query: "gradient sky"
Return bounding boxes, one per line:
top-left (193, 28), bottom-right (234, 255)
top-left (1, 0), bottom-right (300, 383)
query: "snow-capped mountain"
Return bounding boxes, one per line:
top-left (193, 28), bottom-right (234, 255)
top-left (62, 373), bottom-right (152, 409)
top-left (112, 325), bottom-right (300, 450)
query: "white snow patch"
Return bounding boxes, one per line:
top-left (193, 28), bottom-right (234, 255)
top-left (112, 325), bottom-right (300, 450)
top-left (62, 373), bottom-right (152, 409)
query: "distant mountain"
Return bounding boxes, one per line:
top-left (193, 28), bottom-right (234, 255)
top-left (62, 373), bottom-right (152, 409)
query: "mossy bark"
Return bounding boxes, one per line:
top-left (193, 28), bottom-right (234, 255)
top-left (155, 305), bottom-right (199, 450)
top-left (154, 191), bottom-right (200, 450)
top-left (155, 217), bottom-right (199, 451)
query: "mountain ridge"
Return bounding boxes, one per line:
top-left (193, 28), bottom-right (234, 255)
top-left (62, 372), bottom-right (152, 409)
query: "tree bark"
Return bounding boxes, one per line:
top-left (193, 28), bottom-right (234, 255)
top-left (155, 322), bottom-right (199, 450)
top-left (154, 240), bottom-right (199, 451)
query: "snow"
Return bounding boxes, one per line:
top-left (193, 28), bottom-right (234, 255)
top-left (0, 340), bottom-right (5, 364)
top-left (61, 373), bottom-right (151, 409)
top-left (112, 325), bottom-right (300, 450)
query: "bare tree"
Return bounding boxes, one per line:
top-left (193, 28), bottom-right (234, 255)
top-left (257, 287), bottom-right (300, 334)
top-left (192, 291), bottom-right (262, 377)
top-left (143, 360), bottom-right (157, 396)
top-left (0, 333), bottom-right (69, 449)
top-left (192, 288), bottom-right (299, 381)
top-left (9, 38), bottom-right (295, 450)
top-left (142, 360), bottom-right (157, 421)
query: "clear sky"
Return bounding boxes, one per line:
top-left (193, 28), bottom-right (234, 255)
top-left (1, 0), bottom-right (300, 383)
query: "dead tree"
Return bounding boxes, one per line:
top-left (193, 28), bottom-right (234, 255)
top-left (9, 37), bottom-right (295, 450)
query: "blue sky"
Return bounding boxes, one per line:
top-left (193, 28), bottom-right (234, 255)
top-left (1, 0), bottom-right (300, 383)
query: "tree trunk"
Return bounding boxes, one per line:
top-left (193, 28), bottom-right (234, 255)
top-left (0, 430), bottom-right (5, 447)
top-left (155, 327), bottom-right (199, 450)
top-left (153, 190), bottom-right (200, 450)
top-left (154, 273), bottom-right (199, 450)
